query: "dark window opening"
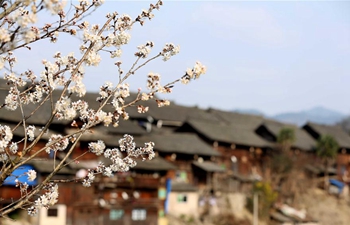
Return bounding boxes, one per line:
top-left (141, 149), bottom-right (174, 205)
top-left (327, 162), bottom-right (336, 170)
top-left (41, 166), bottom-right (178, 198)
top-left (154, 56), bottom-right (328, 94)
top-left (47, 208), bottom-right (58, 217)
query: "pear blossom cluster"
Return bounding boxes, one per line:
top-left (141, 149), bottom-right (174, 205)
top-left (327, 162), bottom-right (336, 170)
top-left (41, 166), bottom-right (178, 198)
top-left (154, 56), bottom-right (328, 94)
top-left (26, 126), bottom-right (36, 141)
top-left (161, 43), bottom-right (180, 61)
top-left (15, 179), bottom-right (29, 196)
top-left (9, 142), bottom-right (18, 154)
top-left (81, 135), bottom-right (155, 187)
top-left (147, 72), bottom-right (161, 90)
top-left (45, 134), bottom-right (69, 153)
top-left (4, 86), bottom-right (20, 110)
top-left (135, 41), bottom-right (154, 58)
top-left (55, 97), bottom-right (77, 121)
top-left (88, 140), bottom-right (106, 155)
top-left (27, 183), bottom-right (59, 216)
top-left (181, 61), bottom-right (207, 84)
top-left (0, 125), bottom-right (13, 162)
top-left (0, 0), bottom-right (69, 53)
top-left (27, 169), bottom-right (37, 182)
top-left (137, 105), bottom-right (149, 113)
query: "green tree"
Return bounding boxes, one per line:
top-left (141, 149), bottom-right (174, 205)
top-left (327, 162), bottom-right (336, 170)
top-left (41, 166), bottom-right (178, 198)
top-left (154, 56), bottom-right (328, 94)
top-left (247, 181), bottom-right (278, 220)
top-left (277, 127), bottom-right (296, 152)
top-left (271, 128), bottom-right (295, 186)
top-left (316, 135), bottom-right (339, 188)
top-left (271, 128), bottom-right (298, 203)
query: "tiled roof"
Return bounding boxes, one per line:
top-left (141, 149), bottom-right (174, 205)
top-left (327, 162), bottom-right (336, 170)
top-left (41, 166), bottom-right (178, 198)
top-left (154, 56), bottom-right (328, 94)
top-left (171, 182), bottom-right (197, 192)
top-left (126, 97), bottom-right (221, 124)
top-left (303, 122), bottom-right (350, 149)
top-left (192, 161), bottom-right (225, 172)
top-left (135, 133), bottom-right (221, 156)
top-left (28, 159), bottom-right (76, 174)
top-left (208, 108), bottom-right (264, 129)
top-left (185, 119), bottom-right (272, 148)
top-left (1, 121), bottom-right (59, 140)
top-left (0, 90), bottom-right (68, 125)
top-left (134, 156), bottom-right (177, 171)
top-left (260, 119), bottom-right (316, 151)
top-left (98, 120), bottom-right (146, 136)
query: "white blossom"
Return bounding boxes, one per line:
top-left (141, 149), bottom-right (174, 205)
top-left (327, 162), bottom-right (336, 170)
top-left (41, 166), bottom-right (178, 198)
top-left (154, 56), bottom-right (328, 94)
top-left (27, 169), bottom-right (37, 182)
top-left (180, 76), bottom-right (190, 84)
top-left (0, 125), bottom-right (13, 161)
top-left (26, 125), bottom-right (36, 141)
top-left (88, 140), bottom-right (106, 155)
top-left (24, 30), bottom-right (36, 43)
top-left (117, 83), bottom-right (130, 98)
top-left (147, 72), bottom-right (161, 90)
top-left (193, 61), bottom-right (207, 78)
top-left (103, 167), bottom-right (113, 177)
top-left (0, 28), bottom-right (11, 43)
top-left (28, 184), bottom-right (59, 216)
top-left (161, 43), bottom-right (180, 61)
top-left (5, 87), bottom-right (19, 110)
top-left (0, 56), bottom-right (5, 70)
top-left (114, 31), bottom-right (131, 45)
top-left (85, 51), bottom-right (101, 66)
top-left (110, 49), bottom-right (122, 58)
top-left (46, 134), bottom-right (69, 153)
top-left (141, 93), bottom-right (150, 101)
top-left (9, 142), bottom-right (18, 154)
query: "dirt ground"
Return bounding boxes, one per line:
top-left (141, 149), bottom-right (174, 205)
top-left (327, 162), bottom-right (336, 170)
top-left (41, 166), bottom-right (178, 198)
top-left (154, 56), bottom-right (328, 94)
top-left (167, 189), bottom-right (350, 225)
top-left (298, 188), bottom-right (350, 225)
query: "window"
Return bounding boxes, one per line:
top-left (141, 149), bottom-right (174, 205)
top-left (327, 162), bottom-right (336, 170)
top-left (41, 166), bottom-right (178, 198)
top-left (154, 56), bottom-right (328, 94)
top-left (175, 171), bottom-right (187, 182)
top-left (131, 209), bottom-right (146, 221)
top-left (177, 194), bottom-right (187, 203)
top-left (110, 209), bottom-right (123, 220)
top-left (47, 208), bottom-right (58, 217)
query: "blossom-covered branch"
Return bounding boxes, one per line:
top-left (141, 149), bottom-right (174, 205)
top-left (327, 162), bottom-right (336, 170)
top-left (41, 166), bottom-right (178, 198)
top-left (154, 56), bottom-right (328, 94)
top-left (0, 0), bottom-right (207, 218)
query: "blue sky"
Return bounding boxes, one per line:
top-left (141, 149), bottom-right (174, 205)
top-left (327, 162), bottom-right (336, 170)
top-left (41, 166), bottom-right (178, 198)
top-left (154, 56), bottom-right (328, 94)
top-left (12, 1), bottom-right (350, 116)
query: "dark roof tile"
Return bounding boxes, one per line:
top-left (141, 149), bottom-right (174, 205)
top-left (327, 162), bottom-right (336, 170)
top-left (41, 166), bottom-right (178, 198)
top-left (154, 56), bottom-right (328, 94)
top-left (304, 122), bottom-right (350, 149)
top-left (171, 182), bottom-right (197, 192)
top-left (135, 133), bottom-right (221, 156)
top-left (134, 156), bottom-right (177, 171)
top-left (185, 119), bottom-right (272, 148)
top-left (261, 119), bottom-right (316, 151)
top-left (192, 161), bottom-right (225, 172)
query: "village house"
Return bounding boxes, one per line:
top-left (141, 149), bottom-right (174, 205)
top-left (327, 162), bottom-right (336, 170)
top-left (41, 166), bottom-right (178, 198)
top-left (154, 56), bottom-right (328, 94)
top-left (255, 119), bottom-right (318, 179)
top-left (176, 109), bottom-right (274, 193)
top-left (132, 132), bottom-right (223, 218)
top-left (2, 76), bottom-right (350, 225)
top-left (302, 122), bottom-right (350, 181)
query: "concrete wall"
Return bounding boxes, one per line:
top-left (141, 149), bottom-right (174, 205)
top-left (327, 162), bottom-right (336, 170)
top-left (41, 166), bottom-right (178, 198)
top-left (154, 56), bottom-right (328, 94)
top-left (168, 192), bottom-right (198, 217)
top-left (39, 204), bottom-right (66, 225)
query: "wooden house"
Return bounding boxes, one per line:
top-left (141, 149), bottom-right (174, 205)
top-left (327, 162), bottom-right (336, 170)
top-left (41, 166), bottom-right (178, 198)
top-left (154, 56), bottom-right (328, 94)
top-left (256, 119), bottom-right (317, 175)
top-left (178, 117), bottom-right (272, 177)
top-left (302, 122), bottom-right (350, 181)
top-left (167, 182), bottom-right (199, 218)
top-left (134, 133), bottom-right (222, 189)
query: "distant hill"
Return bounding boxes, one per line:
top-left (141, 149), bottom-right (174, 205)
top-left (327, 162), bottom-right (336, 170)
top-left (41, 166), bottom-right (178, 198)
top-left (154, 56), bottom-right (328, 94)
top-left (233, 109), bottom-right (265, 116)
top-left (272, 106), bottom-right (346, 126)
top-left (232, 106), bottom-right (347, 126)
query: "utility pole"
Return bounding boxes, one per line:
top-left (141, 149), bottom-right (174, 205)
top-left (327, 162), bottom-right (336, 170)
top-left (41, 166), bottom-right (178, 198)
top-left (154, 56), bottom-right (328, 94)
top-left (253, 193), bottom-right (258, 225)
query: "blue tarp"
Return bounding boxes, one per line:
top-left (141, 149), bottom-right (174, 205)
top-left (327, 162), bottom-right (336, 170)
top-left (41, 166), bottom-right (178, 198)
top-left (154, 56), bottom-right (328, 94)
top-left (164, 178), bottom-right (171, 214)
top-left (329, 179), bottom-right (345, 193)
top-left (3, 165), bottom-right (38, 186)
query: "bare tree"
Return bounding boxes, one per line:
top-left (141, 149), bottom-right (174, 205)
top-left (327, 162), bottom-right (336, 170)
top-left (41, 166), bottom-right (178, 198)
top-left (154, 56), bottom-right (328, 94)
top-left (316, 134), bottom-right (339, 188)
